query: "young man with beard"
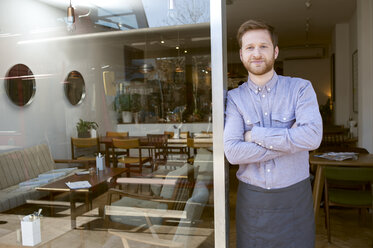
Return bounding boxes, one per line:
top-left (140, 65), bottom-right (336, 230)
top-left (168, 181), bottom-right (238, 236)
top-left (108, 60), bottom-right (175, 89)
top-left (224, 20), bottom-right (323, 247)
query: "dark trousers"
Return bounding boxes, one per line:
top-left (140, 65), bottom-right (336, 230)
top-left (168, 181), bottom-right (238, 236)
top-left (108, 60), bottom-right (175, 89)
top-left (236, 178), bottom-right (315, 248)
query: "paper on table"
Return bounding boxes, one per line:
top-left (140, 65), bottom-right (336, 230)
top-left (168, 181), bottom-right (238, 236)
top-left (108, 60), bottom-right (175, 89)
top-left (314, 152), bottom-right (358, 161)
top-left (65, 181), bottom-right (91, 189)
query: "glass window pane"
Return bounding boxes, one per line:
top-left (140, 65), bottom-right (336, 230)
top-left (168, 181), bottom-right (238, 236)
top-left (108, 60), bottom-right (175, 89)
top-left (0, 1), bottom-right (215, 247)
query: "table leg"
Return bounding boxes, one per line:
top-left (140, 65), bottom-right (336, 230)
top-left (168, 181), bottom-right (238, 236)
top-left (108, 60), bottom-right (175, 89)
top-left (49, 192), bottom-right (55, 216)
top-left (312, 164), bottom-right (324, 224)
top-left (70, 191), bottom-right (76, 229)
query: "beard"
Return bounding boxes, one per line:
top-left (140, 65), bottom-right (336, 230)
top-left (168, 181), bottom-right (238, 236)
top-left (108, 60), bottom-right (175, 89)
top-left (243, 55), bottom-right (275, 76)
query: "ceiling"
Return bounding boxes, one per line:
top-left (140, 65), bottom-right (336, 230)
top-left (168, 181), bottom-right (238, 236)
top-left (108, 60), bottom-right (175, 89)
top-left (35, 0), bottom-right (357, 55)
top-left (226, 0), bottom-right (357, 50)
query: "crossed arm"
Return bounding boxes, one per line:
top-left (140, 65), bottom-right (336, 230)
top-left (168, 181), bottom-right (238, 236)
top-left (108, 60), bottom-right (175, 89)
top-left (224, 83), bottom-right (322, 165)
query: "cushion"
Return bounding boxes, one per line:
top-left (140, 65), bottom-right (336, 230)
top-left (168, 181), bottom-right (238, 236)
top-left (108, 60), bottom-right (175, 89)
top-left (159, 163), bottom-right (194, 199)
top-left (110, 197), bottom-right (168, 227)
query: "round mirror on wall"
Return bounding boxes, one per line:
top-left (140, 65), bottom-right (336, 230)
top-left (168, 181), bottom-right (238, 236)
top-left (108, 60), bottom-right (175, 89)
top-left (5, 64), bottom-right (36, 107)
top-left (64, 70), bottom-right (86, 105)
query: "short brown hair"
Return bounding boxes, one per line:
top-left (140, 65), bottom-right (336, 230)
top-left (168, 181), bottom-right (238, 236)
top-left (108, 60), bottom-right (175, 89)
top-left (237, 20), bottom-right (278, 48)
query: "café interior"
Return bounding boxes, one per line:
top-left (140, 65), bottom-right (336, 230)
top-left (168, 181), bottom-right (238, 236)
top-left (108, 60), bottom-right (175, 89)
top-left (0, 0), bottom-right (372, 247)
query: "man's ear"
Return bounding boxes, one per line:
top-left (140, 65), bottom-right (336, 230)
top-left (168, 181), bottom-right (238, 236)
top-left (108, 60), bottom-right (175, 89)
top-left (239, 48), bottom-right (243, 62)
top-left (274, 46), bottom-right (279, 59)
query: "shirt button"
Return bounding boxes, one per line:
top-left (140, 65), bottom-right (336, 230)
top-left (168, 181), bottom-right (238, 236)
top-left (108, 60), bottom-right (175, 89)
top-left (247, 120), bottom-right (250, 124)
top-left (258, 88), bottom-right (262, 92)
top-left (267, 169), bottom-right (270, 172)
top-left (255, 90), bottom-right (258, 94)
top-left (268, 88), bottom-right (271, 91)
top-left (269, 145), bottom-right (273, 149)
top-left (262, 94), bottom-right (266, 98)
top-left (283, 117), bottom-right (287, 120)
top-left (267, 187), bottom-right (271, 190)
top-left (258, 142), bottom-right (262, 146)
top-left (264, 112), bottom-right (268, 116)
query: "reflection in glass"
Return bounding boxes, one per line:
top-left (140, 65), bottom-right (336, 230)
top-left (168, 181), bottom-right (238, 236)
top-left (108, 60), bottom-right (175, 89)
top-left (1, 0), bottom-right (214, 247)
top-left (5, 64), bottom-right (36, 107)
top-left (64, 71), bottom-right (86, 105)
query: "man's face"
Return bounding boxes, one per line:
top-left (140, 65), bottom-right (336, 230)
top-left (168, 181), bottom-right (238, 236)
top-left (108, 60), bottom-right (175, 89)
top-left (239, 29), bottom-right (278, 76)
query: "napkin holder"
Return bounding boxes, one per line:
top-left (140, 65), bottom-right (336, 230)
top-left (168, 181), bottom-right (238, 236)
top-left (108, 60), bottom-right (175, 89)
top-left (96, 153), bottom-right (105, 171)
top-left (21, 215), bottom-right (41, 246)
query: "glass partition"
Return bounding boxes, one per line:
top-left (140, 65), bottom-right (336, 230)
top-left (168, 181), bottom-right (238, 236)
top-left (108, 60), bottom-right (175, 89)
top-left (0, 0), bottom-right (215, 247)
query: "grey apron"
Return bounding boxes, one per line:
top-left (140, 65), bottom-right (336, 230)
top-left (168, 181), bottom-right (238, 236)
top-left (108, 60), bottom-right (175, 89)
top-left (236, 178), bottom-right (315, 248)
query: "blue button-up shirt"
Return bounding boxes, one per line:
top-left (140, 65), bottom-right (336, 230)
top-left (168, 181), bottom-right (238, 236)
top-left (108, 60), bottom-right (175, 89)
top-left (224, 73), bottom-right (323, 189)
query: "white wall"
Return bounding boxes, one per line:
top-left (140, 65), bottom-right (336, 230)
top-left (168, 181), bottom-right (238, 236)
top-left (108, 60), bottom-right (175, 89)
top-left (283, 58), bottom-right (331, 106)
top-left (0, 0), bottom-right (120, 158)
top-left (349, 10), bottom-right (358, 122)
top-left (357, 0), bottom-right (373, 152)
top-left (334, 23), bottom-right (351, 126)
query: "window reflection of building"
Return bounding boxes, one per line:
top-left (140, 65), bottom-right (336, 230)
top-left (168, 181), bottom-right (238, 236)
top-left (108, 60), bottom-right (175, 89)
top-left (121, 37), bottom-right (211, 123)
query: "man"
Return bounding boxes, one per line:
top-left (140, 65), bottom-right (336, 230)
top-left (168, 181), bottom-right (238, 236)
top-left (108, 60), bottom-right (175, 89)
top-left (224, 20), bottom-right (322, 248)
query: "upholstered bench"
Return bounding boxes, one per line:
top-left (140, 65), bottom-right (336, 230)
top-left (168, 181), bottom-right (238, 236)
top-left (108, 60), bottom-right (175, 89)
top-left (0, 144), bottom-right (81, 212)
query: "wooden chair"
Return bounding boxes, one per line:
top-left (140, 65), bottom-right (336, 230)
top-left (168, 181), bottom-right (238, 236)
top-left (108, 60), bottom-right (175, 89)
top-left (103, 163), bottom-right (196, 229)
top-left (106, 131), bottom-right (129, 137)
top-left (106, 181), bottom-right (210, 248)
top-left (324, 166), bottom-right (373, 243)
top-left (320, 126), bottom-right (350, 148)
top-left (147, 134), bottom-right (169, 171)
top-left (111, 138), bottom-right (152, 176)
top-left (70, 137), bottom-right (100, 165)
top-left (106, 131), bottom-right (129, 164)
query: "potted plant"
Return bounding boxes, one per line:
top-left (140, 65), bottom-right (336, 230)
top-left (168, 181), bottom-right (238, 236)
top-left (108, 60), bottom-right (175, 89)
top-left (131, 93), bottom-right (141, 124)
top-left (76, 119), bottom-right (98, 138)
top-left (114, 93), bottom-right (132, 123)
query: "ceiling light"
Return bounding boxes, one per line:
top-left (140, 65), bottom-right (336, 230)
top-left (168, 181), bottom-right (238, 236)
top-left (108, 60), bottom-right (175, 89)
top-left (67, 0), bottom-right (75, 24)
top-left (161, 40), bottom-right (165, 44)
top-left (176, 46), bottom-right (179, 50)
top-left (67, 0), bottom-right (76, 32)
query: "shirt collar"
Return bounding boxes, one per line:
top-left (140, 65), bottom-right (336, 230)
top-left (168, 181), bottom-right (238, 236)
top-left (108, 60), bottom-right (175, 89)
top-left (246, 72), bottom-right (278, 94)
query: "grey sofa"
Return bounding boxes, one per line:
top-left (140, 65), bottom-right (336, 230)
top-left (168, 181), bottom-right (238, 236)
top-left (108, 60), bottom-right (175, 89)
top-left (0, 144), bottom-right (78, 212)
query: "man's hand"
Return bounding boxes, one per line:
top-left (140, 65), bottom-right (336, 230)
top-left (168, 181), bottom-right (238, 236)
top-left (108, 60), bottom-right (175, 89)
top-left (244, 131), bottom-right (252, 142)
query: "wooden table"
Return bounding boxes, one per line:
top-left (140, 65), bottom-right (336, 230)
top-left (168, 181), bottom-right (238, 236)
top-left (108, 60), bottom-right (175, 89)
top-left (35, 167), bottom-right (128, 228)
top-left (168, 138), bottom-right (213, 148)
top-left (309, 153), bottom-right (373, 223)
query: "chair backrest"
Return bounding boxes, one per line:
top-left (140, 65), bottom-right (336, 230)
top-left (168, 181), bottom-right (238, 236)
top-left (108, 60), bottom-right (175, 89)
top-left (71, 137), bottom-right (100, 159)
top-left (158, 164), bottom-right (195, 210)
top-left (106, 131), bottom-right (129, 137)
top-left (147, 134), bottom-right (168, 164)
top-left (147, 134), bottom-right (168, 148)
top-left (164, 131), bottom-right (174, 138)
top-left (172, 181), bottom-right (210, 246)
top-left (112, 138), bottom-right (139, 150)
top-left (325, 166), bottom-right (373, 182)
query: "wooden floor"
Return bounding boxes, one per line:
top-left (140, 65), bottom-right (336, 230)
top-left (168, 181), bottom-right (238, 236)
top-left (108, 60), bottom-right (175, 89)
top-left (228, 165), bottom-right (373, 248)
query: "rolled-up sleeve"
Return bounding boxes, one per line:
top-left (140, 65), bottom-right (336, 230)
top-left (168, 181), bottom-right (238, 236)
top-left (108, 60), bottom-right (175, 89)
top-left (250, 82), bottom-right (323, 153)
top-left (224, 92), bottom-right (285, 165)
